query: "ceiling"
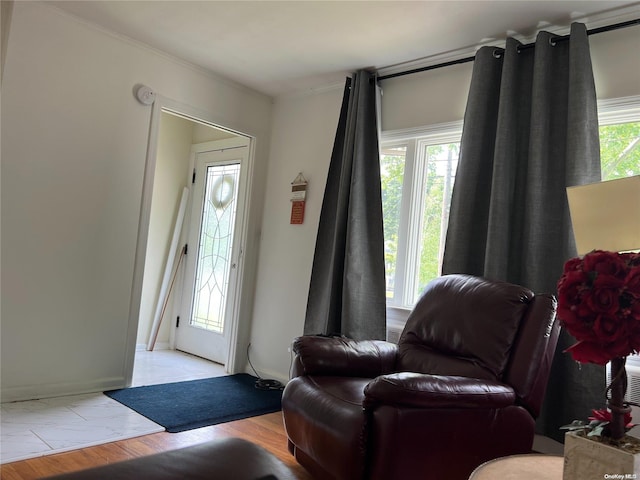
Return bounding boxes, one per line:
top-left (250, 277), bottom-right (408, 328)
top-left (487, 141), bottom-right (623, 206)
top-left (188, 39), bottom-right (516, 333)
top-left (48, 1), bottom-right (640, 97)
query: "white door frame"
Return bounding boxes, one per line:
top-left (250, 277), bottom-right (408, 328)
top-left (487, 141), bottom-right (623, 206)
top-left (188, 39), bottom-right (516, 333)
top-left (124, 95), bottom-right (257, 385)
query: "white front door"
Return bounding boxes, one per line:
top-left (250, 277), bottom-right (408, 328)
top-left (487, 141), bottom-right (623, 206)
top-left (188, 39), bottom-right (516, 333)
top-left (176, 138), bottom-right (249, 364)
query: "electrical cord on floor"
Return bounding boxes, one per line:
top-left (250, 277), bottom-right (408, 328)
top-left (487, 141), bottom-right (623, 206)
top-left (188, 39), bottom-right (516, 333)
top-left (247, 343), bottom-right (284, 391)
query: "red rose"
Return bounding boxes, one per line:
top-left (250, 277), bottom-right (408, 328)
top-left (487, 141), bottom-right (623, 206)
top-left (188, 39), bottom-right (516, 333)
top-left (558, 307), bottom-right (597, 342)
top-left (574, 302), bottom-right (597, 322)
top-left (630, 302), bottom-right (640, 322)
top-left (566, 340), bottom-right (612, 365)
top-left (621, 252), bottom-right (640, 268)
top-left (563, 257), bottom-right (584, 274)
top-left (558, 252), bottom-right (640, 365)
top-left (593, 313), bottom-right (625, 343)
top-left (625, 267), bottom-right (640, 299)
top-left (558, 296), bottom-right (597, 341)
top-left (585, 275), bottom-right (623, 314)
top-left (583, 251), bottom-right (628, 279)
top-left (558, 270), bottom-right (588, 305)
top-left (607, 320), bottom-right (632, 357)
top-left (558, 268), bottom-right (594, 341)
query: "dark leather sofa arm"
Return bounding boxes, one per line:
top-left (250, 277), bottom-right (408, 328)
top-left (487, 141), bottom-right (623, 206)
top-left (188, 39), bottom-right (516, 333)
top-left (291, 335), bottom-right (398, 378)
top-left (363, 372), bottom-right (516, 409)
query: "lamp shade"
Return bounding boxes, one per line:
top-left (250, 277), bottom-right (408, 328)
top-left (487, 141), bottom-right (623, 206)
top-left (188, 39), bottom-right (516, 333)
top-left (566, 175), bottom-right (640, 255)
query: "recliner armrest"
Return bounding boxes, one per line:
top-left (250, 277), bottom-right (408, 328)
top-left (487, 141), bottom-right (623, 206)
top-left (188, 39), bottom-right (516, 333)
top-left (291, 335), bottom-right (397, 378)
top-left (363, 372), bottom-right (516, 409)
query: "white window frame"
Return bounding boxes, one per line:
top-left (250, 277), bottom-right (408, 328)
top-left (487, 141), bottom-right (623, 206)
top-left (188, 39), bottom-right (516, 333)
top-left (382, 95), bottom-right (640, 324)
top-left (382, 121), bottom-right (463, 311)
top-left (598, 95), bottom-right (640, 126)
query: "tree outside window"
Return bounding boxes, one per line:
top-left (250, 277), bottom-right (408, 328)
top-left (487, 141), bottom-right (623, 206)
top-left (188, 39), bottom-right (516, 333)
top-left (600, 122), bottom-right (640, 180)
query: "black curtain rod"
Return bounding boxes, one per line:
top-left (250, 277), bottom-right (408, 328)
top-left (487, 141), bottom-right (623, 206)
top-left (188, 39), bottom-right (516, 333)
top-left (377, 17), bottom-right (640, 82)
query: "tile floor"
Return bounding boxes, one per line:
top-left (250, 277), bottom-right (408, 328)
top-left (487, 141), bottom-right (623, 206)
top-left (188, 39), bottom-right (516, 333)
top-left (0, 349), bottom-right (226, 464)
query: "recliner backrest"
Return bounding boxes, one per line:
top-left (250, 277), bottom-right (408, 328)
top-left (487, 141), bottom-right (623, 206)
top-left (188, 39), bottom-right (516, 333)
top-left (397, 274), bottom-right (534, 382)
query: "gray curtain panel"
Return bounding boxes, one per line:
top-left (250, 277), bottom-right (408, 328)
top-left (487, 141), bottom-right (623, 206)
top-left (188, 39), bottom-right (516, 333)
top-left (442, 23), bottom-right (602, 441)
top-left (304, 71), bottom-right (386, 341)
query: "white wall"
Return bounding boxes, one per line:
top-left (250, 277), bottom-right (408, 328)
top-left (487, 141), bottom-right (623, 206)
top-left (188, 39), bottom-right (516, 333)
top-left (590, 25), bottom-right (640, 100)
top-left (247, 87), bottom-right (344, 381)
top-left (1, 2), bottom-right (271, 401)
top-left (381, 62), bottom-right (472, 131)
top-left (248, 25), bottom-right (640, 383)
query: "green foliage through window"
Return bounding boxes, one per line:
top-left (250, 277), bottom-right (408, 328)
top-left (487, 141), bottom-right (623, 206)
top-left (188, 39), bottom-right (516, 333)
top-left (600, 122), bottom-right (640, 180)
top-left (380, 146), bottom-right (406, 299)
top-left (416, 144), bottom-right (457, 299)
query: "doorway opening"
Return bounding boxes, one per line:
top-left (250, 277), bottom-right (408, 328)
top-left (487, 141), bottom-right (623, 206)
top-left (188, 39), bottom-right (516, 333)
top-left (135, 108), bottom-right (251, 381)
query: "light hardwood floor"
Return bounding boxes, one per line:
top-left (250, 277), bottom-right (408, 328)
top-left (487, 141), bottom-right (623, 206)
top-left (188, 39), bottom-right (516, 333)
top-left (0, 412), bottom-right (313, 480)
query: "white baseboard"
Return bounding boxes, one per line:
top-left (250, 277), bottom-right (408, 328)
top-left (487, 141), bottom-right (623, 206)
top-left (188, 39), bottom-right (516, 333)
top-left (0, 376), bottom-right (126, 403)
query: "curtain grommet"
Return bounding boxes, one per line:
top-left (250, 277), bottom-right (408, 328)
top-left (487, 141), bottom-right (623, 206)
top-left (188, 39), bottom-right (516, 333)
top-left (493, 49), bottom-right (503, 59)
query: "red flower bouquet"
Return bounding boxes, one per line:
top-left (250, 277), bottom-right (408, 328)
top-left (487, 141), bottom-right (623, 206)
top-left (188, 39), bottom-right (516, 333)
top-left (558, 250), bottom-right (640, 365)
top-left (557, 250), bottom-right (640, 441)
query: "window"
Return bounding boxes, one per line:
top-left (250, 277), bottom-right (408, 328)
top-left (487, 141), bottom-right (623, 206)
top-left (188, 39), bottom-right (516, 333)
top-left (598, 98), bottom-right (640, 180)
top-left (381, 96), bottom-right (640, 310)
top-left (381, 123), bottom-right (462, 308)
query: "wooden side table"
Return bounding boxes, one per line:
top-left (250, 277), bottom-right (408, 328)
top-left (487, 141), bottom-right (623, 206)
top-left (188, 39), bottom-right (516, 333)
top-left (469, 454), bottom-right (564, 480)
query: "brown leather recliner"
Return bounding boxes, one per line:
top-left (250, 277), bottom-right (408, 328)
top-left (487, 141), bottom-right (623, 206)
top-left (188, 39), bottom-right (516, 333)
top-left (282, 274), bottom-right (560, 480)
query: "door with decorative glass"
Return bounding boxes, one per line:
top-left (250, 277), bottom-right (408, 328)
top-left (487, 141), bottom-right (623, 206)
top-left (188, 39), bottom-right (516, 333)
top-left (176, 137), bottom-right (249, 364)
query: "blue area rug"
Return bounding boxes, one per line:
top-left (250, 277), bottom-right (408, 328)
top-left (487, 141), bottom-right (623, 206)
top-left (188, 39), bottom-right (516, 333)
top-left (104, 373), bottom-right (282, 433)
